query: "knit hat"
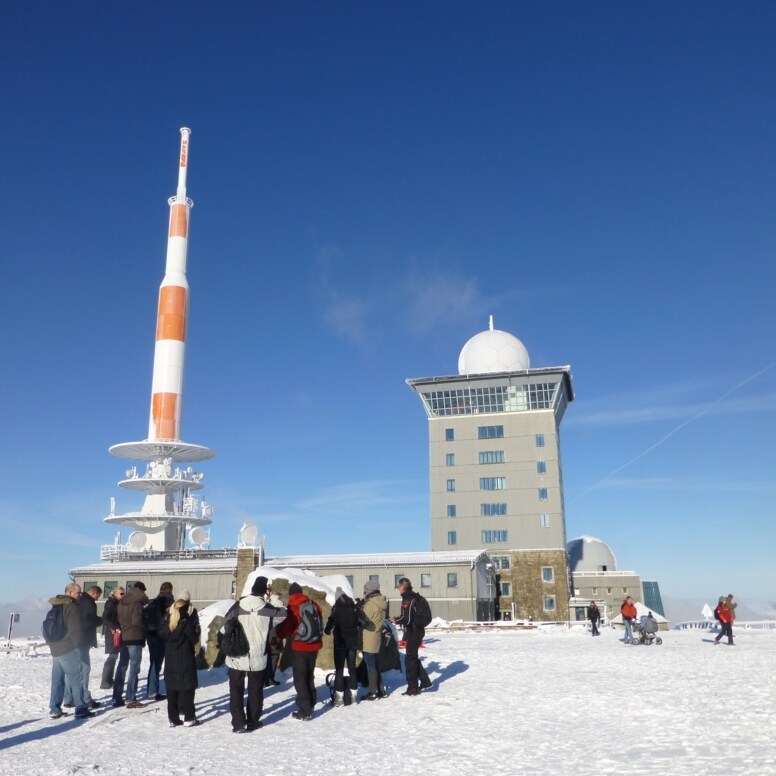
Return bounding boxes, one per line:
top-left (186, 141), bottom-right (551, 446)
top-left (134, 581), bottom-right (147, 592)
top-left (179, 589), bottom-right (191, 602)
top-left (288, 582), bottom-right (303, 596)
top-left (251, 576), bottom-right (269, 596)
top-left (363, 580), bottom-right (379, 595)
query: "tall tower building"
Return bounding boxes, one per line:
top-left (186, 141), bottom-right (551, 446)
top-left (104, 128), bottom-right (215, 553)
top-left (407, 318), bottom-right (574, 620)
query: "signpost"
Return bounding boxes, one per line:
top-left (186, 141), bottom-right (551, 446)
top-left (6, 613), bottom-right (20, 645)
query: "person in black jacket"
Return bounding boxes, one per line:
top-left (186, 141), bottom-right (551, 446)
top-left (323, 587), bottom-right (360, 706)
top-left (146, 581), bottom-right (175, 701)
top-left (63, 585), bottom-right (102, 710)
top-left (158, 589), bottom-right (201, 727)
top-left (587, 601), bottom-right (601, 637)
top-left (392, 578), bottom-right (432, 696)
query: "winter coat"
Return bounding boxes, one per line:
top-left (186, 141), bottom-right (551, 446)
top-left (47, 595), bottom-right (84, 657)
top-left (360, 592), bottom-right (388, 654)
top-left (395, 590), bottom-right (423, 632)
top-left (159, 604), bottom-right (201, 692)
top-left (146, 593), bottom-right (174, 634)
top-left (102, 596), bottom-right (121, 654)
top-left (275, 592), bottom-right (323, 653)
top-left (324, 593), bottom-right (360, 650)
top-left (620, 601), bottom-right (637, 621)
top-left (78, 593), bottom-right (102, 649)
top-left (118, 586), bottom-right (148, 645)
top-left (587, 604), bottom-right (600, 624)
top-left (718, 602), bottom-right (733, 625)
top-left (223, 594), bottom-right (287, 672)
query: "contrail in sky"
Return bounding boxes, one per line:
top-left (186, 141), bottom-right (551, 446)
top-left (569, 363), bottom-right (776, 504)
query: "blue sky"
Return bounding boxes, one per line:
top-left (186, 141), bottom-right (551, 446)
top-left (1, 3), bottom-right (774, 607)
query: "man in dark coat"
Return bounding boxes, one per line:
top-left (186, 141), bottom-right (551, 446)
top-left (587, 601), bottom-right (601, 637)
top-left (146, 581), bottom-right (175, 701)
top-left (115, 581), bottom-right (148, 708)
top-left (48, 583), bottom-right (93, 720)
top-left (324, 587), bottom-right (360, 706)
top-left (392, 577), bottom-right (432, 696)
top-left (63, 585), bottom-right (102, 710)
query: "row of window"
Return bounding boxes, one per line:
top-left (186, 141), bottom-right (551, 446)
top-left (445, 478), bottom-right (549, 500)
top-left (445, 512), bottom-right (552, 526)
top-left (445, 452), bottom-right (547, 472)
top-left (446, 515), bottom-right (552, 545)
top-left (426, 384), bottom-right (559, 417)
top-left (445, 427), bottom-right (547, 448)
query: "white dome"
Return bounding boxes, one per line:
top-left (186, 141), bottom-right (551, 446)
top-left (458, 327), bottom-right (530, 375)
top-left (567, 535), bottom-right (618, 574)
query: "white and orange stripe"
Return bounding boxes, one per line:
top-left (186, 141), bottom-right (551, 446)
top-left (148, 128), bottom-right (193, 441)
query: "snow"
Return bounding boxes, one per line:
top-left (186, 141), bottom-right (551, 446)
top-left (1, 626), bottom-right (774, 776)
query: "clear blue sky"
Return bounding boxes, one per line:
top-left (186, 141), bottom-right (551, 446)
top-left (2, 3), bottom-right (774, 606)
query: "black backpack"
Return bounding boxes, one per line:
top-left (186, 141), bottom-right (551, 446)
top-left (294, 599), bottom-right (323, 644)
top-left (42, 606), bottom-right (67, 644)
top-left (143, 599), bottom-right (162, 632)
top-left (219, 603), bottom-right (250, 658)
top-left (412, 594), bottom-right (432, 629)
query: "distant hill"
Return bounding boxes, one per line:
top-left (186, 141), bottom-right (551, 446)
top-left (662, 596), bottom-right (776, 624)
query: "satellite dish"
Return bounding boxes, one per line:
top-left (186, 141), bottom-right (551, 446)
top-left (189, 526), bottom-right (207, 546)
top-left (127, 531), bottom-right (147, 551)
top-left (202, 504), bottom-right (214, 518)
top-left (238, 524), bottom-right (258, 546)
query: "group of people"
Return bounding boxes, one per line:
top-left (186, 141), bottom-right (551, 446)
top-left (47, 574), bottom-right (433, 732)
top-left (48, 580), bottom-right (200, 726)
top-left (586, 596), bottom-right (658, 642)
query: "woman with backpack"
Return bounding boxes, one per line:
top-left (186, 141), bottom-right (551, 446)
top-left (324, 587), bottom-right (360, 706)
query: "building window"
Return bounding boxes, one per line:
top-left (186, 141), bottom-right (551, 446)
top-left (481, 530), bottom-right (508, 543)
top-left (623, 587), bottom-right (628, 594)
top-left (480, 477), bottom-right (506, 490)
top-left (447, 504), bottom-right (457, 518)
top-left (369, 574), bottom-right (379, 585)
top-left (345, 575), bottom-right (354, 587)
top-left (447, 573), bottom-right (458, 588)
top-left (126, 580), bottom-right (140, 591)
top-left (421, 573), bottom-right (432, 588)
top-left (540, 514), bottom-right (550, 528)
top-left (481, 503), bottom-right (507, 516)
top-left (448, 531), bottom-right (457, 545)
top-left (445, 428), bottom-right (455, 441)
top-left (479, 450), bottom-right (505, 464)
top-left (543, 595), bottom-right (556, 612)
top-left (83, 581), bottom-right (98, 594)
top-left (478, 425), bottom-right (504, 439)
top-left (607, 588), bottom-right (613, 595)
top-left (446, 453), bottom-right (455, 466)
top-left (591, 587), bottom-right (598, 595)
top-left (447, 479), bottom-right (456, 492)
top-left (493, 555), bottom-right (511, 570)
top-left (500, 582), bottom-right (512, 596)
top-left (536, 460), bottom-right (546, 474)
top-left (103, 581), bottom-right (118, 599)
top-left (394, 575), bottom-right (405, 588)
top-left (542, 567), bottom-right (554, 583)
top-left (535, 433), bottom-right (545, 447)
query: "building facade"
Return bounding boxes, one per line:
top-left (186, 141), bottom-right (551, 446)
top-left (407, 321), bottom-right (575, 621)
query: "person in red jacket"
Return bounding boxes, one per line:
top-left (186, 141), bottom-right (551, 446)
top-left (620, 597), bottom-right (637, 644)
top-left (276, 582), bottom-right (323, 720)
top-left (714, 599), bottom-right (734, 645)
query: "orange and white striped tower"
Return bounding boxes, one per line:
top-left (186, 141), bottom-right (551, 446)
top-left (105, 128), bottom-right (215, 554)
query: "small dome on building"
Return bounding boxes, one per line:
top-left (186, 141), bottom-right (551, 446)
top-left (458, 317), bottom-right (530, 375)
top-left (567, 535), bottom-right (618, 573)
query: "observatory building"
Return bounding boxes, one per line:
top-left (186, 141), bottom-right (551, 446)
top-left (407, 317), bottom-right (574, 621)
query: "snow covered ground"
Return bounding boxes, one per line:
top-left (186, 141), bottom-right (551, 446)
top-left (0, 625), bottom-right (773, 776)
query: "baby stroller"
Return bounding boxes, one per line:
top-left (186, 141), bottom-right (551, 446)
top-left (631, 615), bottom-right (662, 645)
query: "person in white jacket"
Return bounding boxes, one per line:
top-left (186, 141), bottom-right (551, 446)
top-left (222, 576), bottom-right (286, 733)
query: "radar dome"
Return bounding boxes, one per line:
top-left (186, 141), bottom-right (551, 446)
top-left (458, 320), bottom-right (530, 375)
top-left (567, 535), bottom-right (618, 574)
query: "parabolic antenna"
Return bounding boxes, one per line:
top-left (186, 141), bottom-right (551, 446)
top-left (189, 526), bottom-right (207, 546)
top-left (238, 523), bottom-right (258, 546)
top-left (127, 531), bottom-right (147, 551)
